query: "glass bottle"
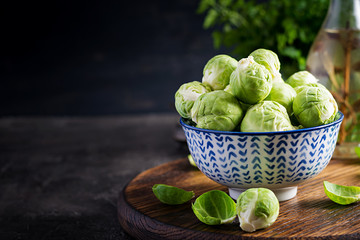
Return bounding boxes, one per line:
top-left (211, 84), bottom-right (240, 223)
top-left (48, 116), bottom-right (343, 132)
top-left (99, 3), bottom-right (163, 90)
top-left (306, 0), bottom-right (360, 159)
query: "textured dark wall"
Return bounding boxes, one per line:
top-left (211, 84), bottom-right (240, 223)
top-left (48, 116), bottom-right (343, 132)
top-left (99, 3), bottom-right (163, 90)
top-left (1, 0), bottom-right (223, 116)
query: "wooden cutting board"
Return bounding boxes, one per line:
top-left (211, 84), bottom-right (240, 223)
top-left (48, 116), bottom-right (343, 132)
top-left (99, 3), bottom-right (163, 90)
top-left (117, 158), bottom-right (360, 239)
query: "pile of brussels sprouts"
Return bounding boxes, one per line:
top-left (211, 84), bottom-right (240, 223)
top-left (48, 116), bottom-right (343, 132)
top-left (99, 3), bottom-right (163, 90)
top-left (175, 49), bottom-right (339, 132)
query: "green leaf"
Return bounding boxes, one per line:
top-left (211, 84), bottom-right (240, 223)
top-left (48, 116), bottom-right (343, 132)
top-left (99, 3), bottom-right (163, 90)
top-left (187, 154), bottom-right (197, 167)
top-left (355, 146), bottom-right (360, 158)
top-left (223, 23), bottom-right (232, 32)
top-left (197, 0), bottom-right (215, 14)
top-left (298, 56), bottom-right (307, 70)
top-left (276, 34), bottom-right (287, 50)
top-left (324, 181), bottom-right (360, 205)
top-left (192, 190), bottom-right (236, 225)
top-left (299, 28), bottom-right (309, 43)
top-left (203, 9), bottom-right (219, 29)
top-left (281, 46), bottom-right (301, 59)
top-left (212, 31), bottom-right (223, 49)
top-left (152, 184), bottom-right (195, 205)
top-left (197, 0), bottom-right (329, 76)
top-left (282, 18), bottom-right (297, 44)
top-left (219, 0), bottom-right (232, 7)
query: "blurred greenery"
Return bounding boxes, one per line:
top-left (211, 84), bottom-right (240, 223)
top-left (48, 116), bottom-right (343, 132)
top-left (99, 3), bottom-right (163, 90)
top-left (197, 0), bottom-right (329, 78)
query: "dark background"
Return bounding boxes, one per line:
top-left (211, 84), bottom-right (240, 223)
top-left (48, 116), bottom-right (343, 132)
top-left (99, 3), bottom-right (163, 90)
top-left (0, 2), bottom-right (221, 239)
top-left (1, 0), bottom-right (224, 116)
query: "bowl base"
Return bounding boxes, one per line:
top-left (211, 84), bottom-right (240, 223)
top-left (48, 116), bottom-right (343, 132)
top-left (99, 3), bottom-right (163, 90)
top-left (229, 186), bottom-right (298, 202)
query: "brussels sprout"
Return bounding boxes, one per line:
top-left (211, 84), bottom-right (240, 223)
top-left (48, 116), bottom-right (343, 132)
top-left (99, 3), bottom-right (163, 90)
top-left (224, 85), bottom-right (252, 112)
top-left (249, 48), bottom-right (281, 80)
top-left (293, 86), bottom-right (338, 128)
top-left (202, 54), bottom-right (238, 90)
top-left (175, 81), bottom-right (211, 119)
top-left (230, 56), bottom-right (272, 104)
top-left (241, 101), bottom-right (296, 132)
top-left (286, 71), bottom-right (318, 88)
top-left (293, 82), bottom-right (327, 94)
top-left (191, 90), bottom-right (244, 131)
top-left (265, 81), bottom-right (296, 115)
top-left (236, 188), bottom-right (279, 232)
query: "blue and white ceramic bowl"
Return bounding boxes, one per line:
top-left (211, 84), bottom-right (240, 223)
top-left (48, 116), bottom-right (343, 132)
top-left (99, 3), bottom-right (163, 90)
top-left (180, 112), bottom-right (344, 201)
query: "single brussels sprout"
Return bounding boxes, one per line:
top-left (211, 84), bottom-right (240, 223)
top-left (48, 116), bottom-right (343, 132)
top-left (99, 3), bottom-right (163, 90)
top-left (236, 188), bottom-right (279, 232)
top-left (241, 101), bottom-right (296, 132)
top-left (175, 81), bottom-right (212, 119)
top-left (230, 56), bottom-right (272, 104)
top-left (191, 90), bottom-right (244, 131)
top-left (249, 48), bottom-right (281, 80)
top-left (265, 81), bottom-right (296, 115)
top-left (202, 54), bottom-right (238, 90)
top-left (293, 86), bottom-right (338, 128)
top-left (286, 71), bottom-right (318, 88)
top-left (224, 84), bottom-right (252, 112)
top-left (293, 82), bottom-right (327, 94)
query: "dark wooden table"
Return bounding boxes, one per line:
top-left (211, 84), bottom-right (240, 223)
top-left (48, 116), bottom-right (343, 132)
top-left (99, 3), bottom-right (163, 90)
top-left (0, 113), bottom-right (188, 239)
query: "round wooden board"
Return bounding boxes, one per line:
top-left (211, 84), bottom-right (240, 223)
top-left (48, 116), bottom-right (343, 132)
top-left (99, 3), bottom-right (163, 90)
top-left (118, 158), bottom-right (360, 239)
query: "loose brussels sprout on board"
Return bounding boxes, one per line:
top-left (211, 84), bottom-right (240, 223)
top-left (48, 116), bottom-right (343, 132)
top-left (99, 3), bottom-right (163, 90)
top-left (202, 54), bottom-right (238, 90)
top-left (236, 188), bottom-right (279, 232)
top-left (230, 56), bottom-right (272, 104)
top-left (241, 101), bottom-right (296, 132)
top-left (175, 81), bottom-right (211, 119)
top-left (191, 90), bottom-right (244, 131)
top-left (293, 86), bottom-right (338, 128)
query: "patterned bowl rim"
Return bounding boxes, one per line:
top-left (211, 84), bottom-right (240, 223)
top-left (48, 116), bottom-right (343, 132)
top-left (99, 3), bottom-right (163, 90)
top-left (180, 111), bottom-right (344, 136)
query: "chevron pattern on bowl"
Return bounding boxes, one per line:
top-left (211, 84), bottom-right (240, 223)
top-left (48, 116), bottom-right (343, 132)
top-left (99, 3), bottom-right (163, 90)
top-left (180, 112), bottom-right (343, 201)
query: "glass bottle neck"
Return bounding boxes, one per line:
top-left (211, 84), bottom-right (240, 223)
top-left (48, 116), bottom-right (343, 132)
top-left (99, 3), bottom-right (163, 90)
top-left (323, 0), bottom-right (360, 30)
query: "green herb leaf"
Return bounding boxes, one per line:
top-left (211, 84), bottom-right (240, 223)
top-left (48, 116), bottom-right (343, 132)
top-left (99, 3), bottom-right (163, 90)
top-left (197, 0), bottom-right (330, 77)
